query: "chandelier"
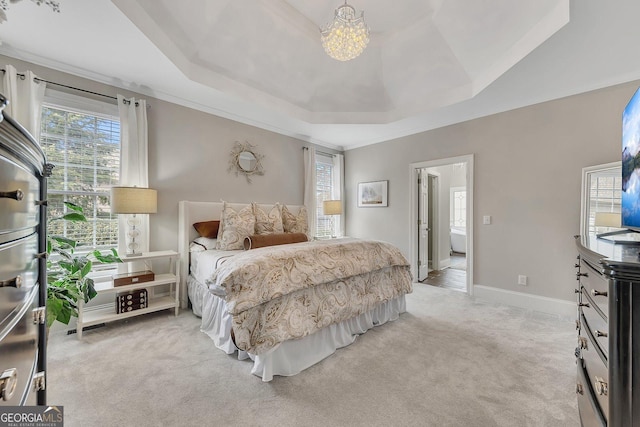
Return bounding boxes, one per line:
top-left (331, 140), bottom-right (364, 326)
top-left (0, 0), bottom-right (60, 23)
top-left (320, 1), bottom-right (370, 62)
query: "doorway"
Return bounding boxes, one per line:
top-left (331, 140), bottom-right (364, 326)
top-left (409, 155), bottom-right (474, 294)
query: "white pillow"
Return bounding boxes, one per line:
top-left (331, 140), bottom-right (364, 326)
top-left (190, 237), bottom-right (217, 252)
top-left (253, 202), bottom-right (284, 235)
top-left (217, 202), bottom-right (256, 250)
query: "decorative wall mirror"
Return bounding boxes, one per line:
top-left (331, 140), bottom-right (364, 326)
top-left (229, 141), bottom-right (265, 183)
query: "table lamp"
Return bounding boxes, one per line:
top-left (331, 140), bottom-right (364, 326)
top-left (323, 199), bottom-right (342, 238)
top-left (111, 186), bottom-right (157, 256)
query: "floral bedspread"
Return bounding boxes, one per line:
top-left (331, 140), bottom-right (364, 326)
top-left (207, 238), bottom-right (413, 354)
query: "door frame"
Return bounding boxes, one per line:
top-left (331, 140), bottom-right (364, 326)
top-left (417, 169), bottom-right (440, 281)
top-left (409, 154), bottom-right (474, 295)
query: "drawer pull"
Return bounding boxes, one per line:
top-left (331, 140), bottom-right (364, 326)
top-left (576, 272), bottom-right (588, 278)
top-left (579, 337), bottom-right (588, 350)
top-left (575, 263), bottom-right (580, 269)
top-left (576, 382), bottom-right (584, 395)
top-left (575, 320), bottom-right (581, 330)
top-left (0, 275), bottom-right (22, 288)
top-left (591, 289), bottom-right (608, 297)
top-left (32, 371), bottom-right (45, 392)
top-left (0, 368), bottom-right (18, 401)
top-left (595, 330), bottom-right (608, 338)
top-left (578, 302), bottom-right (590, 308)
top-left (33, 252), bottom-right (47, 260)
top-left (32, 306), bottom-right (46, 325)
top-left (595, 377), bottom-right (608, 396)
top-left (0, 189), bottom-right (24, 201)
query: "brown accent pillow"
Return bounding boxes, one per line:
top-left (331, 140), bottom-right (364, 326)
top-left (193, 220), bottom-right (220, 238)
top-left (243, 233), bottom-right (308, 250)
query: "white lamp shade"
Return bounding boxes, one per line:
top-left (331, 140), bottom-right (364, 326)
top-left (594, 212), bottom-right (621, 228)
top-left (323, 200), bottom-right (342, 216)
top-left (111, 187), bottom-right (157, 214)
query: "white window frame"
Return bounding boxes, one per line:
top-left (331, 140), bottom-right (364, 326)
top-left (42, 89), bottom-right (121, 264)
top-left (580, 161), bottom-right (622, 237)
top-left (450, 186), bottom-right (466, 228)
top-left (315, 153), bottom-right (335, 238)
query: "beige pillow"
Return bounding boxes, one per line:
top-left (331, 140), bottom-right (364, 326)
top-left (282, 205), bottom-right (309, 236)
top-left (253, 203), bottom-right (284, 235)
top-left (217, 202), bottom-right (256, 250)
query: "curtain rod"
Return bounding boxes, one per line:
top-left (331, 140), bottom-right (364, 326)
top-left (302, 146), bottom-right (336, 157)
top-left (1, 69), bottom-right (149, 108)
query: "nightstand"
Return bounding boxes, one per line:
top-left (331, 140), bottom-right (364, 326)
top-left (75, 250), bottom-right (180, 339)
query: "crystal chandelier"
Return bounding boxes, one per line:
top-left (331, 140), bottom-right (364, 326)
top-left (0, 0), bottom-right (60, 24)
top-left (320, 1), bottom-right (370, 62)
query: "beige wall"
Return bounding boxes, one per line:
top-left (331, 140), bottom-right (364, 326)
top-left (0, 55), bottom-right (335, 254)
top-left (345, 81), bottom-right (630, 302)
top-left (3, 53), bottom-right (632, 304)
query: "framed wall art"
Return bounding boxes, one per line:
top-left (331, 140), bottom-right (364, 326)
top-left (357, 180), bottom-right (388, 207)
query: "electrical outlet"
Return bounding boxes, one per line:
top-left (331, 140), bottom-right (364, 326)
top-left (483, 215), bottom-right (491, 225)
top-left (518, 275), bottom-right (528, 286)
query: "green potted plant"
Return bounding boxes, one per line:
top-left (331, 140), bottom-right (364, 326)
top-left (46, 201), bottom-right (122, 328)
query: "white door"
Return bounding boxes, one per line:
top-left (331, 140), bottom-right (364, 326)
top-left (418, 169), bottom-right (430, 281)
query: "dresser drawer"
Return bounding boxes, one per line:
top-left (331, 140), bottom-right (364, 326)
top-left (579, 258), bottom-right (609, 319)
top-left (0, 287), bottom-right (39, 406)
top-left (0, 154), bottom-right (40, 244)
top-left (580, 302), bottom-right (608, 359)
top-left (577, 358), bottom-right (607, 427)
top-left (0, 234), bottom-right (39, 325)
top-left (578, 314), bottom-right (609, 420)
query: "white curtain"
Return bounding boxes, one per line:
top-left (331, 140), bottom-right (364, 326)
top-left (117, 94), bottom-right (150, 261)
top-left (332, 153), bottom-right (345, 237)
top-left (303, 147), bottom-right (317, 239)
top-left (0, 64), bottom-right (46, 141)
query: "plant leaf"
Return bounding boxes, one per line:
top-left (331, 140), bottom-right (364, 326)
top-left (50, 235), bottom-right (77, 249)
top-left (63, 201), bottom-right (84, 212)
top-left (61, 212), bottom-right (87, 222)
top-left (80, 260), bottom-right (92, 278)
top-left (92, 250), bottom-right (122, 264)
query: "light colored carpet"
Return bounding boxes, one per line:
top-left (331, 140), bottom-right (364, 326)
top-left (47, 284), bottom-right (578, 427)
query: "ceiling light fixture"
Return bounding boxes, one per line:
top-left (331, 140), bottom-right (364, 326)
top-left (320, 1), bottom-right (369, 62)
top-left (0, 0), bottom-right (60, 24)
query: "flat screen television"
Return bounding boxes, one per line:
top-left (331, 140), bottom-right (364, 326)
top-left (611, 86), bottom-right (640, 243)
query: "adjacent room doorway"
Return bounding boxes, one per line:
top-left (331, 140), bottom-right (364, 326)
top-left (409, 155), bottom-right (474, 294)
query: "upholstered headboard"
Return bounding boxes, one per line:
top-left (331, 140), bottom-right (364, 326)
top-left (177, 201), bottom-right (305, 308)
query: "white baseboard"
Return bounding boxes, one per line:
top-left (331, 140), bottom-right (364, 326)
top-left (438, 257), bottom-right (451, 270)
top-left (473, 285), bottom-right (576, 319)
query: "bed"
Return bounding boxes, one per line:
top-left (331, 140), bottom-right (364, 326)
top-left (178, 201), bottom-right (413, 381)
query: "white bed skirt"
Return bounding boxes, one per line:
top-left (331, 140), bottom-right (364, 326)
top-left (187, 275), bottom-right (406, 381)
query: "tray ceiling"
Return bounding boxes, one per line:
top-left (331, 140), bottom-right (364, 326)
top-left (0, 0), bottom-right (639, 149)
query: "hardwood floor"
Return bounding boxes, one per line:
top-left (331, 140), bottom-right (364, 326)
top-left (420, 252), bottom-right (466, 292)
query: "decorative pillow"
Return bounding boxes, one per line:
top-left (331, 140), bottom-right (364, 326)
top-left (193, 220), bottom-right (220, 238)
top-left (243, 232), bottom-right (308, 250)
top-left (282, 205), bottom-right (309, 236)
top-left (216, 202), bottom-right (256, 250)
top-left (252, 203), bottom-right (284, 235)
top-left (190, 237), bottom-right (217, 252)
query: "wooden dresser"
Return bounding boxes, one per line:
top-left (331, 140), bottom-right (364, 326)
top-left (575, 235), bottom-right (640, 426)
top-left (0, 96), bottom-right (49, 406)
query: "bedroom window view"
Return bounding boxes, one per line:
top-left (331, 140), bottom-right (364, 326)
top-left (587, 171), bottom-right (622, 235)
top-left (40, 103), bottom-right (121, 251)
top-left (315, 153), bottom-right (335, 238)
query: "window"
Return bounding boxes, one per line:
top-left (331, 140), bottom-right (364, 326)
top-left (40, 92), bottom-right (121, 251)
top-left (315, 153), bottom-right (335, 238)
top-left (450, 187), bottom-right (466, 228)
top-left (581, 163), bottom-right (622, 236)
